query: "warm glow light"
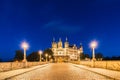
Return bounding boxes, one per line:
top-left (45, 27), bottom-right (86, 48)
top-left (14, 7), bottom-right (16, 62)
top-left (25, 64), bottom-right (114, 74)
top-left (39, 50), bottom-right (42, 54)
top-left (21, 41), bottom-right (29, 49)
top-left (90, 40), bottom-right (98, 48)
top-left (78, 50), bottom-right (80, 53)
top-left (49, 55), bottom-right (51, 58)
top-left (45, 54), bottom-right (48, 57)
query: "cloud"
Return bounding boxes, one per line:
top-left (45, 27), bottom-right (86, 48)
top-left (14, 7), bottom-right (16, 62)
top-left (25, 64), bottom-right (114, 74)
top-left (42, 20), bottom-right (82, 34)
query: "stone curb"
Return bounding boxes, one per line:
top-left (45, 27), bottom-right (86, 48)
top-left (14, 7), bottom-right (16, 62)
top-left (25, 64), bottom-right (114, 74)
top-left (72, 63), bottom-right (119, 80)
top-left (1, 64), bottom-right (48, 80)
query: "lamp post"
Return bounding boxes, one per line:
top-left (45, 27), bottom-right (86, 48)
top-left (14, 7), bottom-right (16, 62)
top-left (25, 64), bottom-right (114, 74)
top-left (49, 55), bottom-right (51, 62)
top-left (21, 41), bottom-right (29, 62)
top-left (39, 50), bottom-right (42, 62)
top-left (90, 40), bottom-right (98, 61)
top-left (78, 50), bottom-right (80, 61)
top-left (45, 54), bottom-right (48, 62)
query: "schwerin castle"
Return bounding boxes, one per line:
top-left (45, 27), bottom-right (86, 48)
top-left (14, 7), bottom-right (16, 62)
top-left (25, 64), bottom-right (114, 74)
top-left (51, 38), bottom-right (83, 62)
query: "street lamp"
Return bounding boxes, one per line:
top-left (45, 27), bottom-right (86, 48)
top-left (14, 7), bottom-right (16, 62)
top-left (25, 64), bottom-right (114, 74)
top-left (21, 41), bottom-right (29, 62)
top-left (45, 54), bottom-right (48, 62)
top-left (90, 40), bottom-right (98, 61)
top-left (38, 50), bottom-right (42, 62)
top-left (78, 50), bottom-right (80, 61)
top-left (49, 55), bottom-right (51, 62)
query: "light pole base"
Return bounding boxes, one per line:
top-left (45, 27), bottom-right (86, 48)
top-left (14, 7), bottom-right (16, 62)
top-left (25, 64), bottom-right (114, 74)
top-left (91, 58), bottom-right (96, 67)
top-left (92, 58), bottom-right (96, 61)
top-left (22, 59), bottom-right (27, 68)
top-left (22, 59), bottom-right (27, 62)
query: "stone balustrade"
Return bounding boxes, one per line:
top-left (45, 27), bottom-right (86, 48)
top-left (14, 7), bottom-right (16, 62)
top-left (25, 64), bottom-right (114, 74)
top-left (71, 60), bottom-right (120, 71)
top-left (0, 62), bottom-right (47, 72)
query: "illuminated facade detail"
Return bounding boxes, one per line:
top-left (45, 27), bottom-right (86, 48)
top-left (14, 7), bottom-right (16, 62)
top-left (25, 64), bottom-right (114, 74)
top-left (51, 38), bottom-right (83, 62)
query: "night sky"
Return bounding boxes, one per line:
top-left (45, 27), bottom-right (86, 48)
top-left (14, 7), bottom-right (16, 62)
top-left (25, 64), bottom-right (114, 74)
top-left (0, 0), bottom-right (120, 61)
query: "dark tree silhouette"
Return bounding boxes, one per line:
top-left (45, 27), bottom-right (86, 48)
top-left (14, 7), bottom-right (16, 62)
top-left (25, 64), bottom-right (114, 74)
top-left (111, 56), bottom-right (120, 60)
top-left (84, 54), bottom-right (90, 58)
top-left (43, 48), bottom-right (54, 61)
top-left (14, 50), bottom-right (23, 62)
top-left (103, 56), bottom-right (111, 60)
top-left (0, 58), bottom-right (2, 62)
top-left (27, 52), bottom-right (39, 61)
top-left (80, 53), bottom-right (85, 60)
top-left (95, 53), bottom-right (103, 60)
top-left (80, 53), bottom-right (90, 60)
top-left (103, 56), bottom-right (120, 60)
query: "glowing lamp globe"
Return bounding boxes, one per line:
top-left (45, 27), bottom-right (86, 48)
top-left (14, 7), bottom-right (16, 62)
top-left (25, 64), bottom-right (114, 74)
top-left (90, 40), bottom-right (98, 48)
top-left (21, 41), bottom-right (29, 50)
top-left (45, 54), bottom-right (48, 57)
top-left (39, 50), bottom-right (42, 55)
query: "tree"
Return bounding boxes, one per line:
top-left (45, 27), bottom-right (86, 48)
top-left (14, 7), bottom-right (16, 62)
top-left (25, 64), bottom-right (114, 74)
top-left (95, 53), bottom-right (103, 60)
top-left (27, 52), bottom-right (39, 61)
top-left (84, 54), bottom-right (90, 58)
top-left (111, 56), bottom-right (120, 60)
top-left (103, 56), bottom-right (111, 60)
top-left (14, 50), bottom-right (23, 62)
top-left (80, 53), bottom-right (90, 60)
top-left (84, 53), bottom-right (90, 60)
top-left (0, 58), bottom-right (2, 62)
top-left (43, 48), bottom-right (54, 61)
top-left (80, 53), bottom-right (85, 60)
top-left (103, 56), bottom-right (120, 60)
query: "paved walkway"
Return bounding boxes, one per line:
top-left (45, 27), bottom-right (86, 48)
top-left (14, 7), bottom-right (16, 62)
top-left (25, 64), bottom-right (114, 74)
top-left (0, 63), bottom-right (120, 80)
top-left (0, 64), bottom-right (49, 80)
top-left (72, 64), bottom-right (120, 80)
top-left (2, 63), bottom-right (114, 80)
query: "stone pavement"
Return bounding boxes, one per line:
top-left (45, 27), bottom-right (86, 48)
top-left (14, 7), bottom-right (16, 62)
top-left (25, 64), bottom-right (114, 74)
top-left (72, 63), bottom-right (120, 80)
top-left (4, 63), bottom-right (114, 80)
top-left (0, 64), bottom-right (49, 80)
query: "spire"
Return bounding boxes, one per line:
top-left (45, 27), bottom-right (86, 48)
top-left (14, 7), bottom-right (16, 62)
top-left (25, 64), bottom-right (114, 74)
top-left (74, 44), bottom-right (76, 46)
top-left (53, 37), bottom-right (55, 42)
top-left (80, 43), bottom-right (83, 48)
top-left (66, 37), bottom-right (68, 42)
top-left (80, 43), bottom-right (82, 46)
top-left (59, 38), bottom-right (61, 42)
top-left (58, 38), bottom-right (62, 48)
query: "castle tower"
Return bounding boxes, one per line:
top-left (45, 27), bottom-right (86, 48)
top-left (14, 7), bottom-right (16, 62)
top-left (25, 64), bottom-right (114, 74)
top-left (52, 38), bottom-right (57, 55)
top-left (64, 37), bottom-right (69, 48)
top-left (64, 37), bottom-right (69, 55)
top-left (73, 44), bottom-right (77, 49)
top-left (58, 38), bottom-right (63, 48)
top-left (77, 43), bottom-right (83, 61)
top-left (52, 38), bottom-right (57, 48)
top-left (79, 43), bottom-right (83, 53)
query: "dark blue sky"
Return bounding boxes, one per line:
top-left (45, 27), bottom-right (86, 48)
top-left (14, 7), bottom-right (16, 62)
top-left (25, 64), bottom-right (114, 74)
top-left (0, 0), bottom-right (120, 61)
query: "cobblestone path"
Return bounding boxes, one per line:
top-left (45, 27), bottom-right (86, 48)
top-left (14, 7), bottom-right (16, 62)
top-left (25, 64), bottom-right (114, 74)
top-left (8, 63), bottom-right (113, 80)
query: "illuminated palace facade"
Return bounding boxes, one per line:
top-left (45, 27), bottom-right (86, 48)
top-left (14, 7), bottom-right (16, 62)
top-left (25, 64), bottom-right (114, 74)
top-left (51, 38), bottom-right (83, 62)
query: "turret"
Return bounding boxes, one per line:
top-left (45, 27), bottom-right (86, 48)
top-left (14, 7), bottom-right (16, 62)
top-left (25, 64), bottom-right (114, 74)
top-left (58, 38), bottom-right (63, 48)
top-left (64, 37), bottom-right (69, 48)
top-left (52, 38), bottom-right (57, 48)
top-left (79, 43), bottom-right (83, 53)
top-left (73, 44), bottom-right (77, 49)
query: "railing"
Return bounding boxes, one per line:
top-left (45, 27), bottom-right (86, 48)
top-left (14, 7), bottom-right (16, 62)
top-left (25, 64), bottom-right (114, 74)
top-left (0, 62), bottom-right (47, 72)
top-left (71, 61), bottom-right (120, 71)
